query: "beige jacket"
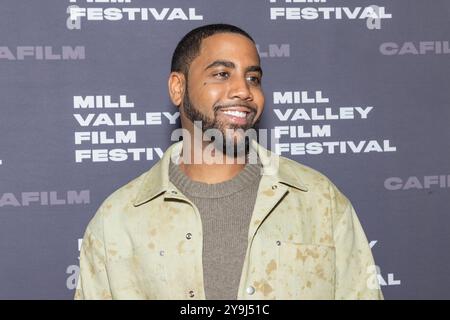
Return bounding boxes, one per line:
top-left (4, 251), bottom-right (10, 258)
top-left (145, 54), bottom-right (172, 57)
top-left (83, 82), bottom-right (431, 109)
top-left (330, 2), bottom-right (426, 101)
top-left (75, 141), bottom-right (383, 300)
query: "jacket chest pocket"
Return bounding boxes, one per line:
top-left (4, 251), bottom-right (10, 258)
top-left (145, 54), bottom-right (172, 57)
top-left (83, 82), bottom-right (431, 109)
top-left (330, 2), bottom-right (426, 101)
top-left (276, 242), bottom-right (335, 299)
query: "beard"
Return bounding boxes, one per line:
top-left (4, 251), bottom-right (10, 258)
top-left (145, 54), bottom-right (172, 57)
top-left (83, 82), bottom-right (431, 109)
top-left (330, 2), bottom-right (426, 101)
top-left (182, 86), bottom-right (260, 158)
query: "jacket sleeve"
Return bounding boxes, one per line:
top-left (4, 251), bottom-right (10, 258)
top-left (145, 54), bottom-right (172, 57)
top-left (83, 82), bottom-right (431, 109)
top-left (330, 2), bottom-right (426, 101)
top-left (74, 220), bottom-right (112, 300)
top-left (330, 183), bottom-right (384, 300)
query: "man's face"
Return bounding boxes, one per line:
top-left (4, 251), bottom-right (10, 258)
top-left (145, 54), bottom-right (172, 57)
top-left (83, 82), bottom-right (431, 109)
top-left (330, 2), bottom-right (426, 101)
top-left (182, 33), bottom-right (264, 138)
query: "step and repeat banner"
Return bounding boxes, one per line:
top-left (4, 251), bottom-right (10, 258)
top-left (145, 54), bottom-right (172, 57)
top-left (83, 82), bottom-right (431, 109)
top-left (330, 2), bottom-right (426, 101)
top-left (0, 0), bottom-right (449, 299)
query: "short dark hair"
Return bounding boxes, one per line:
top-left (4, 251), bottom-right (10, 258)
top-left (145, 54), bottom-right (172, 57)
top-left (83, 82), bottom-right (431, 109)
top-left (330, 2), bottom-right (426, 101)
top-left (170, 23), bottom-right (255, 76)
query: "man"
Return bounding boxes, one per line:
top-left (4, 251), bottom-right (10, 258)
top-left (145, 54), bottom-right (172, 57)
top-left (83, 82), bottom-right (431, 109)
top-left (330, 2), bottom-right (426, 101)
top-left (75, 24), bottom-right (383, 300)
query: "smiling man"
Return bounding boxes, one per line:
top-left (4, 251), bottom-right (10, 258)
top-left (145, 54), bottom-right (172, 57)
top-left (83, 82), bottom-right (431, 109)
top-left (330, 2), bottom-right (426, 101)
top-left (75, 24), bottom-right (383, 300)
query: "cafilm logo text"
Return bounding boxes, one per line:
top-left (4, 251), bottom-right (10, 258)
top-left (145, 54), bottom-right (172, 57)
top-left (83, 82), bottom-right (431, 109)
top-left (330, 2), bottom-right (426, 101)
top-left (256, 44), bottom-right (290, 58)
top-left (384, 175), bottom-right (450, 190)
top-left (0, 46), bottom-right (85, 61)
top-left (0, 190), bottom-right (90, 207)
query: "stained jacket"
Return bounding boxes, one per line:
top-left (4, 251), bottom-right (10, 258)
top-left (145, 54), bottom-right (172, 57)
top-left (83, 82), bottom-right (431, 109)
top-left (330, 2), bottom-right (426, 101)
top-left (75, 141), bottom-right (383, 300)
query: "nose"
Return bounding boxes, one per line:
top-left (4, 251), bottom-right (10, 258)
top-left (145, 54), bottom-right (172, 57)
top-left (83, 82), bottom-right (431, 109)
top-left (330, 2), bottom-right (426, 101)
top-left (228, 76), bottom-right (253, 101)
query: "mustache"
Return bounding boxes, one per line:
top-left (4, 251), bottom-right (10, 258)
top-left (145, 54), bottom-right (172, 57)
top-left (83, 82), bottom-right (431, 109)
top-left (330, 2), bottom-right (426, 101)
top-left (213, 102), bottom-right (257, 114)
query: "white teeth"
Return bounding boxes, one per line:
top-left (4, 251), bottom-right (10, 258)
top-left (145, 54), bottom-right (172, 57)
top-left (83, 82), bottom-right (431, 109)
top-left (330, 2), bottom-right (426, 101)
top-left (222, 110), bottom-right (246, 118)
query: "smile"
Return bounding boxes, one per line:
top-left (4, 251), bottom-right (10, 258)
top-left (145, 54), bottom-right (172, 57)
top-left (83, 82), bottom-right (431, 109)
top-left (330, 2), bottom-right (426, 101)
top-left (217, 107), bottom-right (253, 126)
top-left (221, 110), bottom-right (247, 118)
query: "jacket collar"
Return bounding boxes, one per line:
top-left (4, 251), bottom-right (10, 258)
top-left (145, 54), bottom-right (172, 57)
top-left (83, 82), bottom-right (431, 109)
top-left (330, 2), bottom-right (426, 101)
top-left (133, 140), bottom-right (308, 207)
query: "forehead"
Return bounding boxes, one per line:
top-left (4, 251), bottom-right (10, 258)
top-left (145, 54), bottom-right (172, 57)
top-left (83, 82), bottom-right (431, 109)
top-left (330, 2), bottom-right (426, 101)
top-left (193, 33), bottom-right (260, 68)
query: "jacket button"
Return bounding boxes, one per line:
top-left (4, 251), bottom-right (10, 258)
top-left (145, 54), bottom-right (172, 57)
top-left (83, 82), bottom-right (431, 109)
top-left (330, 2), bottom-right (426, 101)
top-left (188, 290), bottom-right (195, 298)
top-left (272, 184), bottom-right (278, 190)
top-left (276, 240), bottom-right (281, 246)
top-left (186, 233), bottom-right (192, 240)
top-left (159, 250), bottom-right (165, 256)
top-left (246, 286), bottom-right (255, 295)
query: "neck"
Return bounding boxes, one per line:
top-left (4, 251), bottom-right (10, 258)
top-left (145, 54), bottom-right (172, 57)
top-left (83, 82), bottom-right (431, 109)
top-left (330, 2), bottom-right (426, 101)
top-left (178, 139), bottom-right (247, 184)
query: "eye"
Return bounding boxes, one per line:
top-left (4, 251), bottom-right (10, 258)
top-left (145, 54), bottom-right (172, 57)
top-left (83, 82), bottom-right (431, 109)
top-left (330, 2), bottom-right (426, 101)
top-left (247, 75), bottom-right (261, 85)
top-left (213, 71), bottom-right (229, 79)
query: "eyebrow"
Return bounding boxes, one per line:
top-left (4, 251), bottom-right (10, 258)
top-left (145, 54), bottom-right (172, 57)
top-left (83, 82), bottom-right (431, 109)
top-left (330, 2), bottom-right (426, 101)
top-left (246, 65), bottom-right (263, 76)
top-left (204, 60), bottom-right (263, 76)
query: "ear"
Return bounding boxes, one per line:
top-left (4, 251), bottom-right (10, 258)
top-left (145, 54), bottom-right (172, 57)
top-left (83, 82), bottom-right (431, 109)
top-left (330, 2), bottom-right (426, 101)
top-left (168, 72), bottom-right (186, 108)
